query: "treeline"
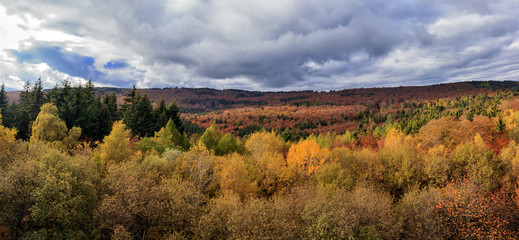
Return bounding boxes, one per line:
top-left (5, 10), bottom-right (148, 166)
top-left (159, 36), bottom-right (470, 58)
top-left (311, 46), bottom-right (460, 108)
top-left (0, 80), bottom-right (190, 142)
top-left (2, 93), bottom-right (519, 239)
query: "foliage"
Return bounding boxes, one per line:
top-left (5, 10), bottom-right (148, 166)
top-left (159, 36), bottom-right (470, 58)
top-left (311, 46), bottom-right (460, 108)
top-left (25, 150), bottom-right (98, 239)
top-left (30, 103), bottom-right (82, 150)
top-left (286, 139), bottom-right (330, 180)
top-left (380, 129), bottom-right (423, 195)
top-left (97, 121), bottom-right (132, 168)
top-left (433, 179), bottom-right (519, 239)
top-left (3, 81), bottom-right (519, 238)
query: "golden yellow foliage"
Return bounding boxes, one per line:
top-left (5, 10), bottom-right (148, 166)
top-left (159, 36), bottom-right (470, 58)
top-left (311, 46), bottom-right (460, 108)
top-left (0, 112), bottom-right (16, 145)
top-left (0, 111), bottom-right (17, 167)
top-left (287, 139), bottom-right (330, 178)
top-left (175, 145), bottom-right (217, 196)
top-left (245, 131), bottom-right (285, 159)
top-left (98, 121), bottom-right (132, 165)
top-left (381, 129), bottom-right (423, 193)
top-left (30, 103), bottom-right (68, 144)
top-left (30, 103), bottom-right (81, 150)
top-left (502, 109), bottom-right (519, 130)
top-left (216, 154), bottom-right (257, 200)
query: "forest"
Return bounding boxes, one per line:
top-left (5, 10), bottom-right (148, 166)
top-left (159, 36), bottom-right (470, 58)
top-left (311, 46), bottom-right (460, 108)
top-left (2, 80), bottom-right (519, 239)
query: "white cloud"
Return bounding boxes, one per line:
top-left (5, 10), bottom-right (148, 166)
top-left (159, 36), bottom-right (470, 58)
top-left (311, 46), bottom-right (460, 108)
top-left (0, 0), bottom-right (519, 91)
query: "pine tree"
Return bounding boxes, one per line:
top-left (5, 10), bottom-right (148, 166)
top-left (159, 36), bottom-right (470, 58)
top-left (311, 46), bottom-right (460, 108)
top-left (28, 79), bottom-right (45, 121)
top-left (120, 84), bottom-right (137, 114)
top-left (153, 99), bottom-right (168, 131)
top-left (152, 99), bottom-right (183, 133)
top-left (162, 119), bottom-right (189, 150)
top-left (0, 83), bottom-right (8, 111)
top-left (16, 81), bottom-right (31, 139)
top-left (102, 93), bottom-right (119, 121)
top-left (123, 92), bottom-right (154, 137)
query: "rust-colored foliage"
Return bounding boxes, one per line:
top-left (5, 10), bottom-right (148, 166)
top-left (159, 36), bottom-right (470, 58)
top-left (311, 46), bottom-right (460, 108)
top-left (433, 179), bottom-right (519, 239)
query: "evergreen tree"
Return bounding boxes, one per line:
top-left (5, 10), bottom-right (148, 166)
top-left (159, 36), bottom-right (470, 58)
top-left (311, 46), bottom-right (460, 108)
top-left (162, 119), bottom-right (190, 150)
top-left (120, 85), bottom-right (137, 114)
top-left (15, 80), bottom-right (46, 140)
top-left (152, 99), bottom-right (183, 133)
top-left (0, 83), bottom-right (8, 111)
top-left (48, 80), bottom-right (74, 128)
top-left (48, 80), bottom-right (108, 141)
top-left (77, 81), bottom-right (103, 140)
top-left (28, 79), bottom-right (45, 121)
top-left (102, 93), bottom-right (119, 121)
top-left (167, 102), bottom-right (183, 133)
top-left (123, 92), bottom-right (155, 137)
top-left (153, 99), bottom-right (168, 131)
top-left (1, 102), bottom-right (17, 130)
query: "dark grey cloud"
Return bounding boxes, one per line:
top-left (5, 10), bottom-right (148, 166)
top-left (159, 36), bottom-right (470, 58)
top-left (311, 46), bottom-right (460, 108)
top-left (1, 0), bottom-right (519, 90)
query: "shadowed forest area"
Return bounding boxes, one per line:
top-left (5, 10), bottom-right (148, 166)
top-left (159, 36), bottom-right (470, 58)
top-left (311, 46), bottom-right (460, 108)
top-left (3, 80), bottom-right (519, 239)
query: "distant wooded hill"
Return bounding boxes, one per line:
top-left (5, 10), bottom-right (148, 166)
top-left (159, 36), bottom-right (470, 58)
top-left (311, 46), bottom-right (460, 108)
top-left (8, 81), bottom-right (517, 113)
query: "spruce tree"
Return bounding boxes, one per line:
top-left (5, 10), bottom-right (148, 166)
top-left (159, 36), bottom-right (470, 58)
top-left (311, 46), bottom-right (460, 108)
top-left (16, 81), bottom-right (37, 139)
top-left (123, 92), bottom-right (154, 137)
top-left (0, 83), bottom-right (8, 111)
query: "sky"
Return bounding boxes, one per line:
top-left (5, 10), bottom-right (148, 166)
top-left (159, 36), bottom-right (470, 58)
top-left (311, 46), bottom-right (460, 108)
top-left (1, 0), bottom-right (519, 91)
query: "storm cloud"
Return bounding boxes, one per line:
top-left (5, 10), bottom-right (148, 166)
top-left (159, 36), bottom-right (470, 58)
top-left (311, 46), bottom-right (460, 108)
top-left (1, 0), bottom-right (519, 90)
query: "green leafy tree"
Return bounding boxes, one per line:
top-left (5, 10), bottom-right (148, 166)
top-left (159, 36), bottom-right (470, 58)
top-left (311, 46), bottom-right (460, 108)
top-left (215, 133), bottom-right (241, 155)
top-left (160, 119), bottom-right (190, 150)
top-left (199, 123), bottom-right (222, 152)
top-left (137, 119), bottom-right (190, 153)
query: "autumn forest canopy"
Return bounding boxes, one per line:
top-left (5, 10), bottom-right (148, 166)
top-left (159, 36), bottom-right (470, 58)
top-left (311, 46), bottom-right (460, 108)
top-left (4, 80), bottom-right (519, 239)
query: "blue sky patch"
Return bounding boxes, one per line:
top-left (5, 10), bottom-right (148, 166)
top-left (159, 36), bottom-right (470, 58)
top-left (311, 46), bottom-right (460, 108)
top-left (11, 45), bottom-right (103, 80)
top-left (104, 60), bottom-right (129, 70)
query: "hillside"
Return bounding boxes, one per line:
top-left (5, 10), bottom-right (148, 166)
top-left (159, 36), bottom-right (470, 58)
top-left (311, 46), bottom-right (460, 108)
top-left (7, 81), bottom-right (518, 138)
top-left (104, 81), bottom-right (519, 137)
top-left (100, 81), bottom-right (507, 113)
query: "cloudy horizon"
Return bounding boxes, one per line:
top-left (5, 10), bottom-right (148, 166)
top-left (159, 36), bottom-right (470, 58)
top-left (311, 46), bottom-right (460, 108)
top-left (1, 1), bottom-right (519, 91)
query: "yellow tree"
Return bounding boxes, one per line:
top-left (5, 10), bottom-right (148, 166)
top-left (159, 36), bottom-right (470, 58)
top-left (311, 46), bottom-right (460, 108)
top-left (451, 134), bottom-right (504, 191)
top-left (0, 111), bottom-right (17, 167)
top-left (245, 131), bottom-right (285, 159)
top-left (30, 103), bottom-right (81, 150)
top-left (380, 129), bottom-right (423, 195)
top-left (98, 121), bottom-right (132, 166)
top-left (245, 132), bottom-right (291, 196)
top-left (286, 139), bottom-right (330, 179)
top-left (175, 145), bottom-right (217, 196)
top-left (216, 153), bottom-right (256, 200)
top-left (0, 111), bottom-right (16, 142)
